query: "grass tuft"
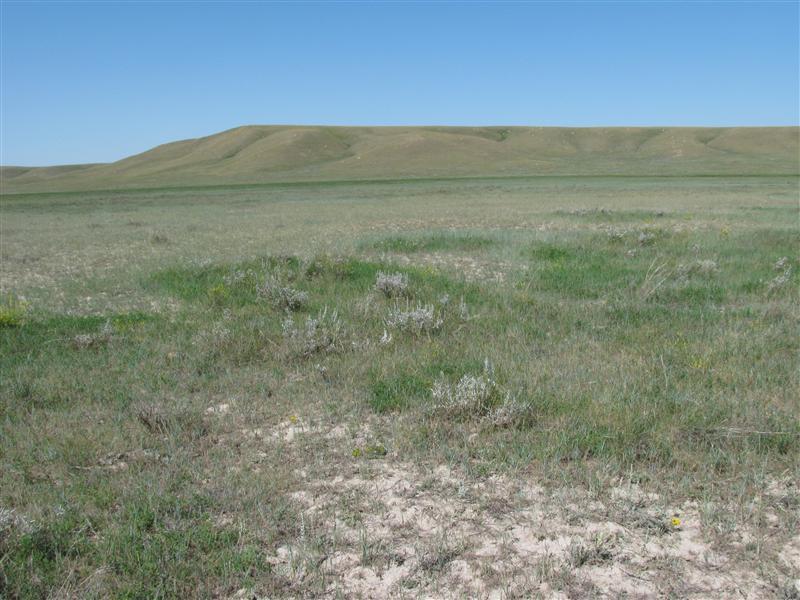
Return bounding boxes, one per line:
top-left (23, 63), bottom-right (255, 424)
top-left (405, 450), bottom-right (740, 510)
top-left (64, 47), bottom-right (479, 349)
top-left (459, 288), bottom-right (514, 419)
top-left (0, 294), bottom-right (29, 328)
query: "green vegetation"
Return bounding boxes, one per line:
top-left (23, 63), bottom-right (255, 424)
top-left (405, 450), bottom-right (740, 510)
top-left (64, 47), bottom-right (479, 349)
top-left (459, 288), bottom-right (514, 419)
top-left (363, 231), bottom-right (496, 253)
top-left (0, 294), bottom-right (28, 328)
top-left (1, 175), bottom-right (798, 597)
top-left (2, 125), bottom-right (797, 193)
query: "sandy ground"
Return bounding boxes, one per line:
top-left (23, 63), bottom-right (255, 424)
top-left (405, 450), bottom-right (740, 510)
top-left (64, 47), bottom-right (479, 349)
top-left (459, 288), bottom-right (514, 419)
top-left (217, 416), bottom-right (800, 599)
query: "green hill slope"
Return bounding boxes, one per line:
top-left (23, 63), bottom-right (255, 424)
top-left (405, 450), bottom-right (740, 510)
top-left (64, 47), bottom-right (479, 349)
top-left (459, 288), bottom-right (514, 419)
top-left (3, 126), bottom-right (798, 193)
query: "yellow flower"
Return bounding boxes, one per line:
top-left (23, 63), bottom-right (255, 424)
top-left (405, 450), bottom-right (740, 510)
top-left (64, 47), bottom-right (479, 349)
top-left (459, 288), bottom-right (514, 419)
top-left (671, 517), bottom-right (681, 528)
top-left (289, 415), bottom-right (298, 424)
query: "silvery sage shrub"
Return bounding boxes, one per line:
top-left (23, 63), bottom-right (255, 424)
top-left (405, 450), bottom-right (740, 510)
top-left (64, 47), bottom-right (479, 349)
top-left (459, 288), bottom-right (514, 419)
top-left (676, 259), bottom-right (719, 280)
top-left (374, 271), bottom-right (408, 298)
top-left (431, 360), bottom-right (535, 426)
top-left (432, 372), bottom-right (497, 417)
top-left (282, 307), bottom-right (344, 357)
top-left (71, 320), bottom-right (114, 350)
top-left (257, 274), bottom-right (309, 311)
top-left (385, 301), bottom-right (443, 335)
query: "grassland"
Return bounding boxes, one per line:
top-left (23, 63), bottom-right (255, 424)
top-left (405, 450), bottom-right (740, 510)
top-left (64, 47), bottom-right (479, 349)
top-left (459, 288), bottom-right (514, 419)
top-left (3, 126), bottom-right (798, 193)
top-left (1, 175), bottom-right (799, 598)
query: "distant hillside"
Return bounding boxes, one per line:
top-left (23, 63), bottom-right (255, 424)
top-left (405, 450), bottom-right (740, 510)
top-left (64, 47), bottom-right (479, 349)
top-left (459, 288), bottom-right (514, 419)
top-left (2, 126), bottom-right (798, 193)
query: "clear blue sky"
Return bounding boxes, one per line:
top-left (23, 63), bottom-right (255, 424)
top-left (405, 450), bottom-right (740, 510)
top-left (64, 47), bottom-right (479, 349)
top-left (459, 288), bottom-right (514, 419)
top-left (2, 1), bottom-right (798, 166)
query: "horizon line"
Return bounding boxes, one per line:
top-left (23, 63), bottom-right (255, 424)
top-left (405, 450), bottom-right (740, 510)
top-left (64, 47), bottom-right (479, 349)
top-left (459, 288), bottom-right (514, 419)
top-left (4, 123), bottom-right (799, 169)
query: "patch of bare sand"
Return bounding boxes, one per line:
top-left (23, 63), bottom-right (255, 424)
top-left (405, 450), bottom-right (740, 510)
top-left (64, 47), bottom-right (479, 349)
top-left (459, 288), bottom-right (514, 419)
top-left (252, 462), bottom-right (789, 598)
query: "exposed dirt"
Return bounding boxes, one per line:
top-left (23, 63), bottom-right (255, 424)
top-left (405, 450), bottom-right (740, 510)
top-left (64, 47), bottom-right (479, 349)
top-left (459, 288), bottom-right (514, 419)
top-left (214, 413), bottom-right (798, 599)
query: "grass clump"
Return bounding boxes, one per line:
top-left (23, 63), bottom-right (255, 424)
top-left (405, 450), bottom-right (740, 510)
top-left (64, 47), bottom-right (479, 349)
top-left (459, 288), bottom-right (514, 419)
top-left (370, 373), bottom-right (429, 413)
top-left (676, 259), bottom-right (719, 279)
top-left (207, 283), bottom-right (231, 306)
top-left (528, 243), bottom-right (573, 262)
top-left (417, 534), bottom-right (464, 574)
top-left (70, 320), bottom-right (114, 349)
top-left (136, 402), bottom-right (209, 440)
top-left (568, 534), bottom-right (615, 568)
top-left (150, 231), bottom-right (170, 245)
top-left (0, 294), bottom-right (28, 328)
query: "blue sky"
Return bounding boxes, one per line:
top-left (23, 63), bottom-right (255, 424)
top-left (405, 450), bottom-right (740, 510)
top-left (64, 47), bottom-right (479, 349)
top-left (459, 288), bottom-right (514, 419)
top-left (1, 1), bottom-right (798, 166)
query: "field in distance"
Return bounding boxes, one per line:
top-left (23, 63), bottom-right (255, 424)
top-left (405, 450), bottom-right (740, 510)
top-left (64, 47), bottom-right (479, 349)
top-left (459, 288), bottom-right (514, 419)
top-left (1, 175), bottom-right (799, 598)
top-left (2, 125), bottom-right (798, 193)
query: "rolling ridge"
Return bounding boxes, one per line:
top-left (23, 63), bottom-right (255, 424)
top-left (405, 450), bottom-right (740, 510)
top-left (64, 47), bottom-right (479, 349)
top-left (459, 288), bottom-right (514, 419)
top-left (2, 125), bottom-right (798, 193)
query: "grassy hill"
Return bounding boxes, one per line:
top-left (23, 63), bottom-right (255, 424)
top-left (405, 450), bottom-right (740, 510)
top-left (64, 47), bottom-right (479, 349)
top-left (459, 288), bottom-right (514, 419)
top-left (2, 125), bottom-right (798, 192)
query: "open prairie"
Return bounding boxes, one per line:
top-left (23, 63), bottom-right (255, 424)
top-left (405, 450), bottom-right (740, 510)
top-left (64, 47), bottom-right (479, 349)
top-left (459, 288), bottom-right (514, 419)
top-left (3, 126), bottom-right (798, 193)
top-left (1, 174), bottom-right (799, 598)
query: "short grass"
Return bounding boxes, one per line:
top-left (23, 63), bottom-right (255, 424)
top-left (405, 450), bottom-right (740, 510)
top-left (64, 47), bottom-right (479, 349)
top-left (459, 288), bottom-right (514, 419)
top-left (1, 175), bottom-right (798, 597)
top-left (361, 230), bottom-right (496, 253)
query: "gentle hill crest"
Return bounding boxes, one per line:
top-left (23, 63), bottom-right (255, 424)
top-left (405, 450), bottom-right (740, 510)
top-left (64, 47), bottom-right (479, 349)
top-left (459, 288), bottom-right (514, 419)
top-left (3, 125), bottom-right (798, 192)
